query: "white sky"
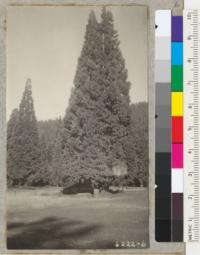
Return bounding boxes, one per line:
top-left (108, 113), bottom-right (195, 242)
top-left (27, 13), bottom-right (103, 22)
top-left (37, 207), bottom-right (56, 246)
top-left (7, 6), bottom-right (147, 121)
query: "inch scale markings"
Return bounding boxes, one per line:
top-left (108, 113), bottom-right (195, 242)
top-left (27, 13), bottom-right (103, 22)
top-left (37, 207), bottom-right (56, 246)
top-left (184, 10), bottom-right (200, 242)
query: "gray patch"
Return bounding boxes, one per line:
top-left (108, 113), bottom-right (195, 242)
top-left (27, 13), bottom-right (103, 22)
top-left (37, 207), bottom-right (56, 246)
top-left (155, 37), bottom-right (171, 61)
top-left (156, 105), bottom-right (171, 129)
top-left (155, 60), bottom-right (171, 83)
top-left (156, 128), bottom-right (171, 152)
top-left (156, 83), bottom-right (171, 106)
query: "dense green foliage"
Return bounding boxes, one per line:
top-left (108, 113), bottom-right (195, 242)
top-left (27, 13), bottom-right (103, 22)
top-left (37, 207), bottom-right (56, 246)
top-left (7, 108), bottom-right (20, 185)
top-left (128, 103), bottom-right (148, 186)
top-left (38, 119), bottom-right (65, 186)
top-left (7, 79), bottom-right (40, 186)
top-left (62, 8), bottom-right (132, 185)
top-left (7, 9), bottom-right (148, 188)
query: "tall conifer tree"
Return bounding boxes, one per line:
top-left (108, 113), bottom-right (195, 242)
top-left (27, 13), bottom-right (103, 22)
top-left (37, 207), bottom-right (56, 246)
top-left (62, 11), bottom-right (109, 184)
top-left (62, 8), bottom-right (132, 184)
top-left (7, 79), bottom-right (40, 185)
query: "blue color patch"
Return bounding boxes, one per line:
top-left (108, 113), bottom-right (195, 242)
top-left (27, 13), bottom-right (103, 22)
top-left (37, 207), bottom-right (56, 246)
top-left (172, 42), bottom-right (183, 65)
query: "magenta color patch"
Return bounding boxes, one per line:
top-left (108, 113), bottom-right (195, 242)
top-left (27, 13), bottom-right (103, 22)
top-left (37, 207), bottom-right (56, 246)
top-left (172, 143), bottom-right (183, 168)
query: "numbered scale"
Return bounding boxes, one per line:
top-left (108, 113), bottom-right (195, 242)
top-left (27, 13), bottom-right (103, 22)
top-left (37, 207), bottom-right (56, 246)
top-left (184, 9), bottom-right (200, 242)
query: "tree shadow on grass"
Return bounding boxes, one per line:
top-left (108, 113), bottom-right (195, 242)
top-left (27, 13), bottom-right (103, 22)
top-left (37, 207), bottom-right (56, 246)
top-left (7, 217), bottom-right (115, 249)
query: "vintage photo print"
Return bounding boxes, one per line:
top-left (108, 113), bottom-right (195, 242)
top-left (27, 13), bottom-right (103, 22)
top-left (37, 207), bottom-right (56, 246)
top-left (6, 5), bottom-right (148, 250)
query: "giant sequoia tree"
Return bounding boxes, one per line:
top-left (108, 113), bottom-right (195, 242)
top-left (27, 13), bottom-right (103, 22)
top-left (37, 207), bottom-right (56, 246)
top-left (7, 79), bottom-right (40, 185)
top-left (62, 8), bottom-right (132, 184)
top-left (62, 11), bottom-right (105, 184)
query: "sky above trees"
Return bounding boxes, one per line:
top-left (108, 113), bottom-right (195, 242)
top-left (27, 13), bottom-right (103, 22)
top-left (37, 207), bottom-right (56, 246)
top-left (7, 5), bottom-right (147, 121)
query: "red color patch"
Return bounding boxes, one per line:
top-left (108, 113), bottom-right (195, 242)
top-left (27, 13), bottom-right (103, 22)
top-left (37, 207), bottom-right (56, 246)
top-left (172, 117), bottom-right (183, 143)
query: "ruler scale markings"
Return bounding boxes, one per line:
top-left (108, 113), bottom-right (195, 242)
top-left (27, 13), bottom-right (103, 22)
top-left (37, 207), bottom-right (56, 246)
top-left (184, 10), bottom-right (200, 242)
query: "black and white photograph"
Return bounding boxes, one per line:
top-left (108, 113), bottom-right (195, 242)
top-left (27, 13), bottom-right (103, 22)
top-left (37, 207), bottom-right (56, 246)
top-left (6, 5), bottom-right (148, 250)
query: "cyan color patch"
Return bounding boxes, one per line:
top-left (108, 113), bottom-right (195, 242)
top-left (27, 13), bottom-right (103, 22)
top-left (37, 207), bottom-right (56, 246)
top-left (172, 42), bottom-right (183, 65)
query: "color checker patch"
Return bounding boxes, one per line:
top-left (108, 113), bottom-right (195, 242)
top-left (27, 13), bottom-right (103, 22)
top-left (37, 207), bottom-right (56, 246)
top-left (172, 144), bottom-right (183, 168)
top-left (171, 66), bottom-right (183, 91)
top-left (171, 92), bottom-right (183, 116)
top-left (172, 117), bottom-right (183, 143)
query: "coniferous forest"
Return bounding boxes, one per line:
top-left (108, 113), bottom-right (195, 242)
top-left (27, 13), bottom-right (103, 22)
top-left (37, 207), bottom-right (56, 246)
top-left (7, 8), bottom-right (148, 189)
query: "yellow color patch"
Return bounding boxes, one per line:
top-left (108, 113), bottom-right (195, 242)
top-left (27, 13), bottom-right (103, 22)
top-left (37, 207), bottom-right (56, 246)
top-left (171, 92), bottom-right (183, 116)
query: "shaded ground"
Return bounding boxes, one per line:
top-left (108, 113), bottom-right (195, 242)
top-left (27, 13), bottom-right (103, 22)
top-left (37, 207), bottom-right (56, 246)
top-left (7, 188), bottom-right (149, 249)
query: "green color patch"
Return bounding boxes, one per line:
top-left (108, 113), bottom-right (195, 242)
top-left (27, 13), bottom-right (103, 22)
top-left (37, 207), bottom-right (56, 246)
top-left (171, 65), bottom-right (183, 91)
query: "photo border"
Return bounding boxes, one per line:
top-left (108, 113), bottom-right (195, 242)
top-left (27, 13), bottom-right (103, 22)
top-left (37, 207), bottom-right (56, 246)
top-left (0, 0), bottom-right (185, 254)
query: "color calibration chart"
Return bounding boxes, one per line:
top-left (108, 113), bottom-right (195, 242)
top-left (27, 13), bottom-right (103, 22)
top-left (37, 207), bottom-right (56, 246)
top-left (155, 9), bottom-right (200, 244)
top-left (155, 10), bottom-right (184, 242)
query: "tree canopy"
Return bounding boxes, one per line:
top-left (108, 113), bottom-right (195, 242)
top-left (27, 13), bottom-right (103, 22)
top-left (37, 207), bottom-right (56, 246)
top-left (62, 8), bottom-right (133, 185)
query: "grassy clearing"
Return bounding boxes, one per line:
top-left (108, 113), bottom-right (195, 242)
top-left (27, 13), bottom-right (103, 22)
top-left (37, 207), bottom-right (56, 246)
top-left (7, 187), bottom-right (149, 249)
